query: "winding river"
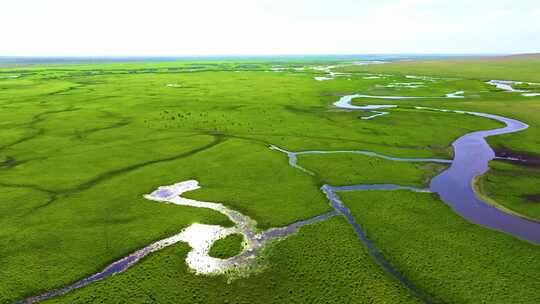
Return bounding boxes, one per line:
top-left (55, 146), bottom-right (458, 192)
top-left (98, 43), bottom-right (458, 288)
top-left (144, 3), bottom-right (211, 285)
top-left (267, 93), bottom-right (540, 302)
top-left (332, 95), bottom-right (540, 244)
top-left (22, 80), bottom-right (540, 303)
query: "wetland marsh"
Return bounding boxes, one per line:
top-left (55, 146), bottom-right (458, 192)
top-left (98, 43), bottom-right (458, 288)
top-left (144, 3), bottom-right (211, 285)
top-left (1, 56), bottom-right (540, 303)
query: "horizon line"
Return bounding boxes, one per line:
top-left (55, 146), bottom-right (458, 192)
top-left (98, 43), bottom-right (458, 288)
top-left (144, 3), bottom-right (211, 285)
top-left (0, 53), bottom-right (525, 59)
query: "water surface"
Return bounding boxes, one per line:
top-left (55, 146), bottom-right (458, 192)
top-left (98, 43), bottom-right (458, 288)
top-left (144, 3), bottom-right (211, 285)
top-left (334, 96), bottom-right (540, 244)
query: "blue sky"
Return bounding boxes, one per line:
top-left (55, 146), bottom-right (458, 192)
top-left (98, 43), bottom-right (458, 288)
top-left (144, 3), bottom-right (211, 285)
top-left (1, 0), bottom-right (539, 56)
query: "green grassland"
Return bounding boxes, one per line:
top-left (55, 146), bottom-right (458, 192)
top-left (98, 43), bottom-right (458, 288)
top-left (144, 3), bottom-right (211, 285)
top-left (1, 56), bottom-right (539, 303)
top-left (208, 233), bottom-right (245, 259)
top-left (339, 190), bottom-right (540, 303)
top-left (298, 153), bottom-right (447, 187)
top-left (478, 160), bottom-right (540, 221)
top-left (341, 55), bottom-right (540, 83)
top-left (343, 56), bottom-right (540, 155)
top-left (45, 218), bottom-right (418, 304)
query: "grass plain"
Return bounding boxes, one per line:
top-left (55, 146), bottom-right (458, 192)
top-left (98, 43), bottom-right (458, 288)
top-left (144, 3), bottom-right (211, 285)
top-left (45, 218), bottom-right (419, 304)
top-left (339, 190), bottom-right (540, 303)
top-left (477, 160), bottom-right (540, 221)
top-left (1, 56), bottom-right (539, 303)
top-left (208, 233), bottom-right (245, 259)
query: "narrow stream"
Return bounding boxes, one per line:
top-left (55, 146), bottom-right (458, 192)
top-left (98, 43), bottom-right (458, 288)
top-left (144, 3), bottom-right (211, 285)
top-left (271, 146), bottom-right (448, 303)
top-left (333, 93), bottom-right (464, 118)
top-left (487, 80), bottom-right (540, 96)
top-left (20, 77), bottom-right (540, 303)
top-left (22, 181), bottom-right (337, 303)
top-left (269, 145), bottom-right (451, 176)
top-left (322, 185), bottom-right (433, 303)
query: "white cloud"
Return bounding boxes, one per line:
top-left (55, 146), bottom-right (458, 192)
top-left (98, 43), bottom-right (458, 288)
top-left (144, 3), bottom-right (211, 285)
top-left (0, 0), bottom-right (539, 56)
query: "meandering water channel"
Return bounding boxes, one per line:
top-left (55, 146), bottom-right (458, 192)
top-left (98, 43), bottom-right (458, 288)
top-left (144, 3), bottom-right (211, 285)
top-left (23, 181), bottom-right (338, 303)
top-left (487, 80), bottom-right (540, 97)
top-left (22, 80), bottom-right (540, 303)
top-left (267, 92), bottom-right (540, 302)
top-left (332, 95), bottom-right (540, 244)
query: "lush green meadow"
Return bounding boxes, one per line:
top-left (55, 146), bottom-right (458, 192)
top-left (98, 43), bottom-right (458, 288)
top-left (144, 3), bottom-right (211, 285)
top-left (1, 56), bottom-right (539, 303)
top-left (45, 218), bottom-right (418, 304)
top-left (208, 233), bottom-right (244, 259)
top-left (298, 152), bottom-right (447, 187)
top-left (478, 160), bottom-right (540, 221)
top-left (339, 190), bottom-right (540, 303)
top-left (341, 55), bottom-right (540, 83)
